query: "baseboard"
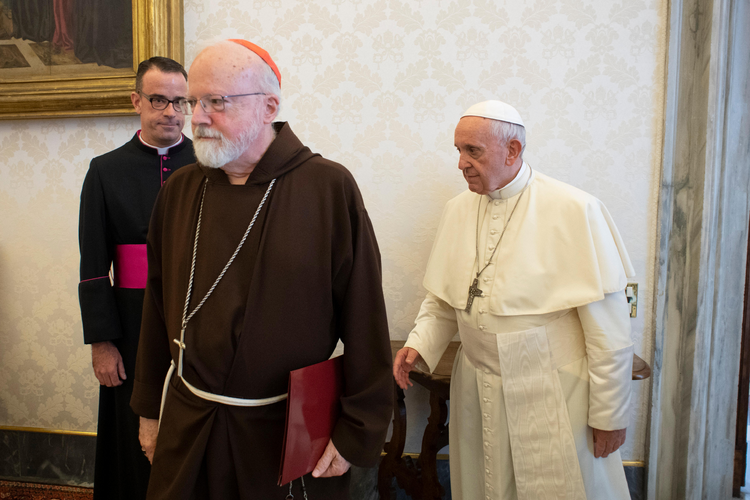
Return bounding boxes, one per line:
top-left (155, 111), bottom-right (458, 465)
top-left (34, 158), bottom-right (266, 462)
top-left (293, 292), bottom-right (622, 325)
top-left (0, 427), bottom-right (646, 499)
top-left (0, 428), bottom-right (95, 487)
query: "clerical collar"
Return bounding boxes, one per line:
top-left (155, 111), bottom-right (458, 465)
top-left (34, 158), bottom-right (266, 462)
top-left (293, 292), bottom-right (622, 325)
top-left (488, 161), bottom-right (530, 200)
top-left (137, 130), bottom-right (184, 155)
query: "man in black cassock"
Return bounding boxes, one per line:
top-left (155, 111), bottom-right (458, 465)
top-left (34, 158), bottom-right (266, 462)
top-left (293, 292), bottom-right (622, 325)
top-left (130, 40), bottom-right (393, 499)
top-left (78, 57), bottom-right (194, 500)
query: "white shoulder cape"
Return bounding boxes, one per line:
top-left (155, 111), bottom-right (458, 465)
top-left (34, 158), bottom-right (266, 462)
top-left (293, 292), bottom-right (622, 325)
top-left (423, 170), bottom-right (635, 316)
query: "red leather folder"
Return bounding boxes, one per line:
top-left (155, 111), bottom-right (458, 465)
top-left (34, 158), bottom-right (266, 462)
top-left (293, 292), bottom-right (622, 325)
top-left (278, 355), bottom-right (344, 486)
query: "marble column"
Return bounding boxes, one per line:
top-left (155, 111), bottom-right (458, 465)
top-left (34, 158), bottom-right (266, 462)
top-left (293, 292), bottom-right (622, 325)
top-left (647, 0), bottom-right (750, 498)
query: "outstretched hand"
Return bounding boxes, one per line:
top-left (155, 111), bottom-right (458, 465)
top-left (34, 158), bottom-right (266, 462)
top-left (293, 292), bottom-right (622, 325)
top-left (312, 439), bottom-right (351, 478)
top-left (393, 347), bottom-right (421, 390)
top-left (592, 428), bottom-right (627, 458)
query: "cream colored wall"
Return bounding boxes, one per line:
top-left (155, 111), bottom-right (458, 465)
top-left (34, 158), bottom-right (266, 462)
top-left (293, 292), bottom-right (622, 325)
top-left (0, 0), bottom-right (666, 461)
top-left (0, 118), bottom-right (141, 430)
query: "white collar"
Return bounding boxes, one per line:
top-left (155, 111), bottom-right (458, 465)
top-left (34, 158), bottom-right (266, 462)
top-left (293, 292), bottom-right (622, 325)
top-left (139, 133), bottom-right (183, 156)
top-left (488, 161), bottom-right (530, 200)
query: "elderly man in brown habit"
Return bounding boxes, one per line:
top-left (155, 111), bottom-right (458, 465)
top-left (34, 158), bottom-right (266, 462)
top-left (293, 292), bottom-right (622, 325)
top-left (394, 101), bottom-right (635, 500)
top-left (130, 40), bottom-right (393, 499)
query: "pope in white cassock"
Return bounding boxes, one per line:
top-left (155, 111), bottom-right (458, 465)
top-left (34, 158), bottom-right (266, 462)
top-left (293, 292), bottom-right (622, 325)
top-left (393, 100), bottom-right (635, 500)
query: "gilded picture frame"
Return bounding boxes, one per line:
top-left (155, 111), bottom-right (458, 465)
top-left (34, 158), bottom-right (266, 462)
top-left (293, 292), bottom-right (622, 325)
top-left (0, 0), bottom-right (183, 120)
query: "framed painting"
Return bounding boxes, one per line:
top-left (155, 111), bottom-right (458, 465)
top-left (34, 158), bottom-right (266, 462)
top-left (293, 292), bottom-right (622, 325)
top-left (0, 0), bottom-right (183, 119)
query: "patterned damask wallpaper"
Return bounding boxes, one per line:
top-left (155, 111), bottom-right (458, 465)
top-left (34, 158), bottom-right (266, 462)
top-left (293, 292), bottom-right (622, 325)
top-left (0, 0), bottom-right (666, 460)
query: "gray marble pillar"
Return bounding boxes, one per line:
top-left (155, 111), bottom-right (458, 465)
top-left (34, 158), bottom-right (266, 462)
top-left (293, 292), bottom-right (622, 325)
top-left (647, 0), bottom-right (750, 498)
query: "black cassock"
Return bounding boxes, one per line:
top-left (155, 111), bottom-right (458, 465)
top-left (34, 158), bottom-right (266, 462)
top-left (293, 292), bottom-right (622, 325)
top-left (78, 133), bottom-right (194, 500)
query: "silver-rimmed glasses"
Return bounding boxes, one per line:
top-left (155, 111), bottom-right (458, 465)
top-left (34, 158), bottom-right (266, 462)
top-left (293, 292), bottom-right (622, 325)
top-left (183, 93), bottom-right (267, 115)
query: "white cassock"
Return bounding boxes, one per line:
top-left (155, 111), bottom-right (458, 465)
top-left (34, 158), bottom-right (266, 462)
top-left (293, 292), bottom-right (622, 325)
top-left (404, 162), bottom-right (635, 500)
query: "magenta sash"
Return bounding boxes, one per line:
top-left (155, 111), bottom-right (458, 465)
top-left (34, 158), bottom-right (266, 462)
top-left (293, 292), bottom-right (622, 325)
top-left (114, 244), bottom-right (148, 289)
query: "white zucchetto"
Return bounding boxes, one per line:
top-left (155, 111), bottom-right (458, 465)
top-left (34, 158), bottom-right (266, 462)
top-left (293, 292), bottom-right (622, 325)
top-left (461, 100), bottom-right (525, 127)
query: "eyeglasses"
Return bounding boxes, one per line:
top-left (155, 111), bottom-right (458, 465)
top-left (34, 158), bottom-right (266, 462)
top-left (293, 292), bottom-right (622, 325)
top-left (182, 93), bottom-right (267, 115)
top-left (140, 93), bottom-right (188, 113)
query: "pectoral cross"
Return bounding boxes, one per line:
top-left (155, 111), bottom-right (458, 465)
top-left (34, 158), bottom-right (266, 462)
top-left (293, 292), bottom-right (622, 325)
top-left (465, 278), bottom-right (484, 312)
top-left (174, 326), bottom-right (187, 377)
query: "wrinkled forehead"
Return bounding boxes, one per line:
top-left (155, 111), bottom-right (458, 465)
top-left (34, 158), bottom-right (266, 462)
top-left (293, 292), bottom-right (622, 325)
top-left (189, 44), bottom-right (261, 94)
top-left (455, 116), bottom-right (493, 139)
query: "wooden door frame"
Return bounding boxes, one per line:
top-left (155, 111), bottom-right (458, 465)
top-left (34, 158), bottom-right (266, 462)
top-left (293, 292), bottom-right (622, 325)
top-left (734, 221), bottom-right (750, 497)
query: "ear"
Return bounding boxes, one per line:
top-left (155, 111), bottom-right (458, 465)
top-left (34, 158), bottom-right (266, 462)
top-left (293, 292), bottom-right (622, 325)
top-left (505, 139), bottom-right (523, 165)
top-left (262, 94), bottom-right (280, 124)
top-left (131, 92), bottom-right (143, 115)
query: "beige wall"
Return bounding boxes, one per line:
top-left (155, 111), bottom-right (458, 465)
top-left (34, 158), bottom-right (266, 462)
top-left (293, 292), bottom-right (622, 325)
top-left (0, 0), bottom-right (667, 461)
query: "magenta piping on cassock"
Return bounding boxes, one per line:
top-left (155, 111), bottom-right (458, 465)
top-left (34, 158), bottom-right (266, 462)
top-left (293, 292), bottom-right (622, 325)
top-left (114, 244), bottom-right (148, 289)
top-left (79, 275), bottom-right (109, 283)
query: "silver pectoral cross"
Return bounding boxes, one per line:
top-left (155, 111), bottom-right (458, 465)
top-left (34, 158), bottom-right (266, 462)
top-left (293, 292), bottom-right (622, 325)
top-left (465, 278), bottom-right (484, 312)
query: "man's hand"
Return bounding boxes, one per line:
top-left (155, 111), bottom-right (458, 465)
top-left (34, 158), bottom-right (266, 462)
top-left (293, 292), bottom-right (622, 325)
top-left (312, 439), bottom-right (351, 478)
top-left (139, 417), bottom-right (159, 464)
top-left (91, 341), bottom-right (126, 387)
top-left (592, 428), bottom-right (626, 458)
top-left (392, 347), bottom-right (421, 390)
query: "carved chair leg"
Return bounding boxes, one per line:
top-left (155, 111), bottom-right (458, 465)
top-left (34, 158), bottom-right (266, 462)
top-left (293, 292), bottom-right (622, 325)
top-left (378, 383), bottom-right (407, 499)
top-left (418, 392), bottom-right (449, 500)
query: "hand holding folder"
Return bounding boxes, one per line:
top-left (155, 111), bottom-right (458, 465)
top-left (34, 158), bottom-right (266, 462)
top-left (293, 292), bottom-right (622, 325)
top-left (278, 355), bottom-right (344, 486)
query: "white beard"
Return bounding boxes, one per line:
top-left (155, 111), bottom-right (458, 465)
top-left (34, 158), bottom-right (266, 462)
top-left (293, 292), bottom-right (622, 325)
top-left (192, 116), bottom-right (263, 169)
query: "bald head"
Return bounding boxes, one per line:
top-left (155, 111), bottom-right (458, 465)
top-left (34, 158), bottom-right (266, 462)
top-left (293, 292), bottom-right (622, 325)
top-left (191, 41), bottom-right (280, 102)
top-left (188, 41), bottom-right (282, 181)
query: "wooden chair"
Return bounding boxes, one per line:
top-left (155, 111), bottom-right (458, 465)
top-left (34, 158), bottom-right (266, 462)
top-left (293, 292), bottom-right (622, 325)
top-left (378, 341), bottom-right (651, 500)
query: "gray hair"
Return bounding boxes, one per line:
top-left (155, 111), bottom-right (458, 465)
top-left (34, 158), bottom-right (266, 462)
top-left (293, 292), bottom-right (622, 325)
top-left (489, 120), bottom-right (526, 155)
top-left (255, 60), bottom-right (281, 106)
